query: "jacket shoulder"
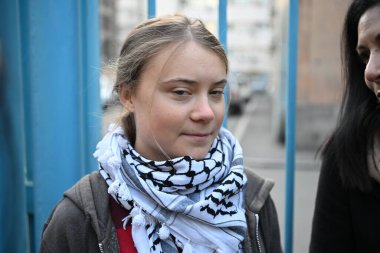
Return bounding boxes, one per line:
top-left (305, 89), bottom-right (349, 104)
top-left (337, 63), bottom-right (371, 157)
top-left (40, 193), bottom-right (96, 252)
top-left (244, 168), bottom-right (275, 213)
top-left (40, 172), bottom-right (113, 253)
top-left (244, 169), bottom-right (282, 253)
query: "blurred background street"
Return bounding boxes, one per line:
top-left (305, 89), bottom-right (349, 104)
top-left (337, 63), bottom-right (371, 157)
top-left (228, 93), bottom-right (320, 253)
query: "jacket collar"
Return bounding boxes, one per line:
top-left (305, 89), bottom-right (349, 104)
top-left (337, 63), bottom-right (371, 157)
top-left (244, 168), bottom-right (275, 213)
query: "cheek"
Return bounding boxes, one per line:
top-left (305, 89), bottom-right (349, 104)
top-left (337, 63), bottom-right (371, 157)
top-left (214, 102), bottom-right (226, 125)
top-left (364, 78), bottom-right (373, 91)
top-left (365, 79), bottom-right (370, 88)
top-left (150, 103), bottom-right (182, 129)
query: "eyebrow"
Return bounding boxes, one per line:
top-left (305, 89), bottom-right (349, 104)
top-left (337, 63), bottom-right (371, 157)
top-left (160, 77), bottom-right (227, 85)
top-left (357, 32), bottom-right (380, 50)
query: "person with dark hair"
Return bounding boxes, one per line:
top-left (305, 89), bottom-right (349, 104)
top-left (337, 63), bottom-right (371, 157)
top-left (310, 0), bottom-right (380, 252)
top-left (40, 15), bottom-right (282, 253)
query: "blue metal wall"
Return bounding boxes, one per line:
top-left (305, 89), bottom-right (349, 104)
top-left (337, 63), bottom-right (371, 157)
top-left (0, 1), bottom-right (101, 252)
top-left (0, 1), bottom-right (29, 252)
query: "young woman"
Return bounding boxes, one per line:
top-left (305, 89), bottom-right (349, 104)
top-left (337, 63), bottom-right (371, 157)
top-left (310, 1), bottom-right (380, 252)
top-left (40, 15), bottom-right (282, 253)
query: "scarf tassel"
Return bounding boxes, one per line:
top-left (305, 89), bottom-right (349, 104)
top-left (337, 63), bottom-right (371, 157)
top-left (118, 183), bottom-right (132, 201)
top-left (121, 205), bottom-right (139, 230)
top-left (158, 224), bottom-right (170, 240)
top-left (131, 208), bottom-right (151, 253)
top-left (183, 240), bottom-right (193, 253)
top-left (108, 180), bottom-right (121, 195)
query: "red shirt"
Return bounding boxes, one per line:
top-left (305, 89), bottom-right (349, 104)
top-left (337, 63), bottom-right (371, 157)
top-left (109, 196), bottom-right (182, 252)
top-left (109, 196), bottom-right (137, 253)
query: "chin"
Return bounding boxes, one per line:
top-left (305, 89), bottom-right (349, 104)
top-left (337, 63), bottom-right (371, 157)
top-left (170, 146), bottom-right (211, 160)
top-left (190, 151), bottom-right (209, 160)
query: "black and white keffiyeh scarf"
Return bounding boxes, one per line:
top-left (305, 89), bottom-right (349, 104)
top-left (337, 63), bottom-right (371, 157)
top-left (94, 124), bottom-right (247, 253)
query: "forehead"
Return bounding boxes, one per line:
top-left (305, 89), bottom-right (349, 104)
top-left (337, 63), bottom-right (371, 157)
top-left (145, 40), bottom-right (227, 74)
top-left (134, 40), bottom-right (227, 92)
top-left (358, 5), bottom-right (380, 38)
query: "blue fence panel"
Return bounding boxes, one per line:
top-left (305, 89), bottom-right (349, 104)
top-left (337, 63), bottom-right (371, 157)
top-left (0, 1), bottom-right (29, 252)
top-left (26, 2), bottom-right (101, 251)
top-left (0, 1), bottom-right (101, 252)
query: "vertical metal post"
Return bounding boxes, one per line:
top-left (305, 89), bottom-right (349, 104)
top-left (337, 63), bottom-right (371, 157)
top-left (218, 0), bottom-right (228, 126)
top-left (0, 1), bottom-right (29, 252)
top-left (218, 0), bottom-right (227, 50)
top-left (82, 0), bottom-right (101, 174)
top-left (285, 0), bottom-right (299, 252)
top-left (148, 0), bottom-right (156, 18)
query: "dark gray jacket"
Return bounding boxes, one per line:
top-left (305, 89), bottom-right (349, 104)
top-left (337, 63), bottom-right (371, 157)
top-left (40, 170), bottom-right (282, 253)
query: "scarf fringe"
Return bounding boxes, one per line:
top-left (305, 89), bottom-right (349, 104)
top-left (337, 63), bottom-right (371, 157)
top-left (183, 240), bottom-right (193, 253)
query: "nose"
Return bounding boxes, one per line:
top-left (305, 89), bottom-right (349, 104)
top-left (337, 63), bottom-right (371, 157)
top-left (365, 51), bottom-right (380, 86)
top-left (190, 95), bottom-right (215, 122)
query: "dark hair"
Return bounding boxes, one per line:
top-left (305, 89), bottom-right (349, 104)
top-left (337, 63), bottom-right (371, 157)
top-left (321, 0), bottom-right (380, 192)
top-left (114, 15), bottom-right (228, 146)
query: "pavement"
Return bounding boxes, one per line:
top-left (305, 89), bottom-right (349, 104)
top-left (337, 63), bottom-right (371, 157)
top-left (103, 93), bottom-right (321, 253)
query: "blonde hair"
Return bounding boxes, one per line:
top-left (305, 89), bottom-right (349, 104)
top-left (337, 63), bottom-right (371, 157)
top-left (114, 15), bottom-right (228, 145)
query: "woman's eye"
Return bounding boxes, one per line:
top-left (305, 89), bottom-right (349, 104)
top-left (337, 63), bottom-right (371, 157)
top-left (210, 89), bottom-right (225, 96)
top-left (173, 89), bottom-right (190, 96)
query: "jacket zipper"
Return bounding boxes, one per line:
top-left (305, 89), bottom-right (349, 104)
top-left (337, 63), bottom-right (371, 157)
top-left (255, 214), bottom-right (262, 253)
top-left (98, 242), bottom-right (105, 253)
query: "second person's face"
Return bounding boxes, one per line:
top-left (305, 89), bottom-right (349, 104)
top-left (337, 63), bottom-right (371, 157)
top-left (357, 5), bottom-right (380, 100)
top-left (124, 41), bottom-right (227, 161)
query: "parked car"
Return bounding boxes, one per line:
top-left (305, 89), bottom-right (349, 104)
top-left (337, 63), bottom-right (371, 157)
top-left (250, 74), bottom-right (268, 94)
top-left (227, 73), bottom-right (252, 115)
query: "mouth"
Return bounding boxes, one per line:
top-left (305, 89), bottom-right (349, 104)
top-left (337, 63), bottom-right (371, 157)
top-left (182, 131), bottom-right (213, 136)
top-left (183, 133), bottom-right (211, 138)
top-left (182, 132), bottom-right (213, 142)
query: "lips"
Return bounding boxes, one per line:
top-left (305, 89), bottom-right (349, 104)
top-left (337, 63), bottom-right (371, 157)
top-left (185, 133), bottom-right (209, 137)
top-left (182, 132), bottom-right (212, 137)
top-left (182, 132), bottom-right (213, 143)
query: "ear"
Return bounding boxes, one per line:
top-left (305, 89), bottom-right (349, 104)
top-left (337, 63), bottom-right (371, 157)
top-left (119, 85), bottom-right (135, 112)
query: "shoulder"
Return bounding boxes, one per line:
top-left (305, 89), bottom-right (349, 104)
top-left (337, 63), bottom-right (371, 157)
top-left (62, 171), bottom-right (108, 211)
top-left (64, 171), bottom-right (107, 198)
top-left (40, 171), bottom-right (108, 252)
top-left (42, 172), bottom-right (105, 235)
top-left (43, 196), bottom-right (86, 232)
top-left (44, 172), bottom-right (103, 230)
top-left (40, 192), bottom-right (90, 252)
top-left (244, 168), bottom-right (275, 213)
top-left (244, 169), bottom-right (282, 253)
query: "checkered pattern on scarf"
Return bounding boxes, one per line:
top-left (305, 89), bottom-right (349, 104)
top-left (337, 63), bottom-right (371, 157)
top-left (95, 125), bottom-right (247, 253)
